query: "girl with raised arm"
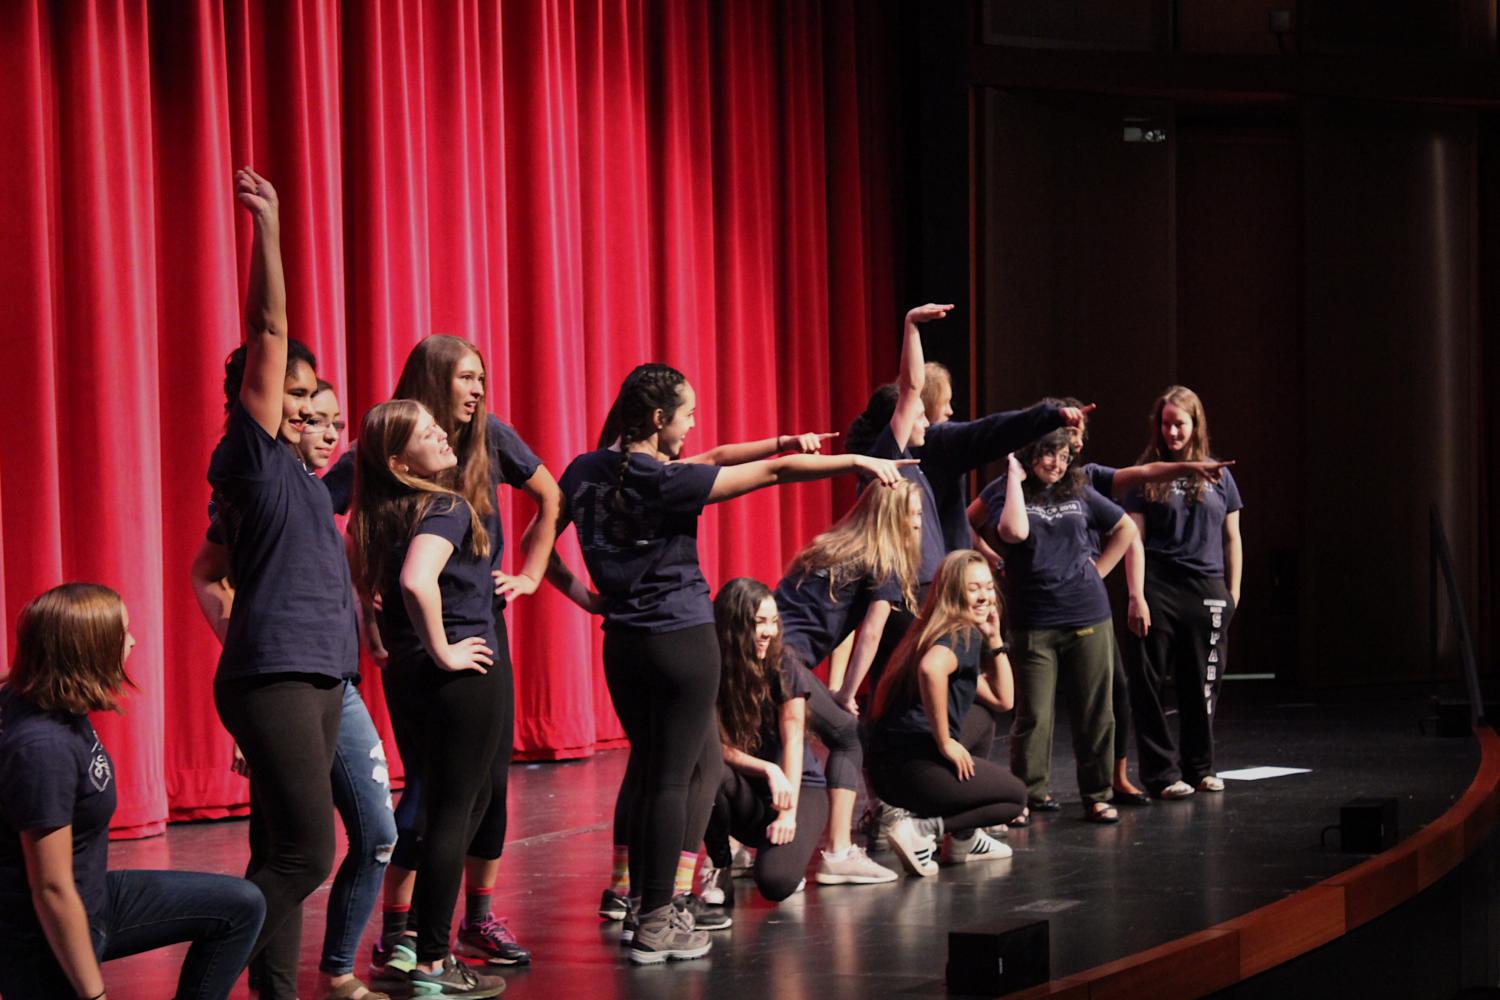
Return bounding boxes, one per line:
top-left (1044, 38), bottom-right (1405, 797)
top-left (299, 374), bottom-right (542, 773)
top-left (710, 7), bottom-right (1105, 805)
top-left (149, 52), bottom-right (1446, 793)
top-left (867, 551), bottom-right (1027, 860)
top-left (207, 169), bottom-right (360, 998)
top-left (1122, 387), bottom-right (1243, 800)
top-left (0, 584), bottom-right (266, 1000)
top-left (555, 363), bottom-right (910, 965)
top-left (969, 432), bottom-right (1138, 823)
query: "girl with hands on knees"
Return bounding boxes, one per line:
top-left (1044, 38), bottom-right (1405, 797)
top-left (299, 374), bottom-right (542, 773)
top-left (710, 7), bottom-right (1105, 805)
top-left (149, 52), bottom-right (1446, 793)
top-left (698, 579), bottom-right (832, 910)
top-left (866, 552), bottom-right (1027, 867)
top-left (348, 401), bottom-right (507, 998)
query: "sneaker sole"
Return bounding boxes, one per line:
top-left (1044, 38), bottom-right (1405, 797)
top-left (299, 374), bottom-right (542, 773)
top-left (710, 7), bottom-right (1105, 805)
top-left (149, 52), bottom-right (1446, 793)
top-left (455, 943), bottom-right (532, 966)
top-left (629, 941), bottom-right (712, 965)
top-left (407, 978), bottom-right (506, 998)
top-left (814, 870), bottom-right (899, 885)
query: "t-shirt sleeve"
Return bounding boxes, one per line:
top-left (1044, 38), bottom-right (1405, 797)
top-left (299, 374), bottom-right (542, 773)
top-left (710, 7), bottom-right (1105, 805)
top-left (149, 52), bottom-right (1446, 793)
top-left (776, 657), bottom-right (816, 702)
top-left (488, 416), bottom-right (543, 488)
top-left (1120, 484), bottom-right (1147, 515)
top-left (415, 498), bottom-right (474, 550)
top-left (923, 403), bottom-right (1064, 472)
top-left (208, 402), bottom-right (283, 489)
top-left (1221, 468), bottom-right (1244, 514)
top-left (868, 424), bottom-right (906, 461)
top-left (976, 476), bottom-right (1008, 529)
top-left (321, 448), bottom-right (357, 515)
top-left (0, 735), bottom-right (78, 833)
top-left (1082, 463), bottom-right (1117, 499)
top-left (1084, 486), bottom-right (1126, 532)
top-left (659, 462), bottom-right (719, 513)
top-left (868, 573), bottom-right (905, 606)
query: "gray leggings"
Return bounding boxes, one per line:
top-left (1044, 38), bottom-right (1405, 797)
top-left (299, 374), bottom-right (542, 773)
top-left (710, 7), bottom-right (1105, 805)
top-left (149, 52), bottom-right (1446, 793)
top-left (784, 658), bottom-right (862, 791)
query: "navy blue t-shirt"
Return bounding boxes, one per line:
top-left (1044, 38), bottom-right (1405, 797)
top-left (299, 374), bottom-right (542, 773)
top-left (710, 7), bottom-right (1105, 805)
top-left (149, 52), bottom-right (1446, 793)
top-left (753, 664), bottom-right (827, 790)
top-left (871, 630), bottom-right (982, 743)
top-left (0, 688), bottom-right (116, 947)
top-left (865, 425), bottom-right (944, 585)
top-left (915, 403), bottom-right (1063, 555)
top-left (377, 497), bottom-right (497, 666)
top-left (978, 477), bottom-right (1124, 629)
top-left (1078, 463), bottom-right (1117, 557)
top-left (207, 403), bottom-right (359, 681)
top-left (320, 447), bottom-right (355, 516)
top-left (774, 569), bottom-right (906, 668)
top-left (559, 449), bottom-right (720, 632)
top-left (1123, 468), bottom-right (1243, 577)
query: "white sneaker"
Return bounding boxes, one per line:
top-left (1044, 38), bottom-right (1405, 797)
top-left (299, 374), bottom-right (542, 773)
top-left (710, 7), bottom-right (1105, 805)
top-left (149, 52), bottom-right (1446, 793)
top-left (729, 839), bottom-right (755, 877)
top-left (886, 816), bottom-right (939, 877)
top-left (942, 828), bottom-right (1013, 863)
top-left (912, 814), bottom-right (944, 842)
top-left (698, 863), bottom-right (727, 905)
top-left (815, 844), bottom-right (899, 884)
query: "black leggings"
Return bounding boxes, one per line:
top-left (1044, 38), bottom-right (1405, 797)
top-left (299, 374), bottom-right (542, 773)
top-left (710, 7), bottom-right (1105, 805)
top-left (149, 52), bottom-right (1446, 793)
top-left (383, 628), bottom-right (508, 963)
top-left (1112, 639), bottom-right (1132, 761)
top-left (214, 673), bottom-right (342, 996)
top-left (784, 656), bottom-right (861, 791)
top-left (604, 625), bottom-right (721, 912)
top-left (867, 735), bottom-right (1027, 832)
top-left (706, 768), bottom-right (829, 902)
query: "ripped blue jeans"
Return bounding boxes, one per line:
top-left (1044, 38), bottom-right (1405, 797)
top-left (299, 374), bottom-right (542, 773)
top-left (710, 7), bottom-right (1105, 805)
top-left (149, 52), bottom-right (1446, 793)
top-left (322, 679), bottom-right (398, 975)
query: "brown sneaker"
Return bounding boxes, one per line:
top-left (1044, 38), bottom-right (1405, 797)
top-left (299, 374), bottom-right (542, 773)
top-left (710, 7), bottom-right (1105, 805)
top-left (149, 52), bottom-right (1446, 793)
top-left (628, 902), bottom-right (711, 965)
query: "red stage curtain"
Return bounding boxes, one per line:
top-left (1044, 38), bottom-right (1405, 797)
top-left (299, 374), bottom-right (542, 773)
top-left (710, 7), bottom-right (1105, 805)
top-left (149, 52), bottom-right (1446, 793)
top-left (1, 0), bottom-right (900, 837)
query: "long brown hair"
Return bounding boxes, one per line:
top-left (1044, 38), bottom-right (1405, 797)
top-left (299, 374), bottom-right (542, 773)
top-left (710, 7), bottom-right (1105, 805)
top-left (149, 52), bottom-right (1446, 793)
top-left (785, 479), bottom-right (920, 609)
top-left (5, 583), bottom-right (134, 714)
top-left (350, 400), bottom-right (490, 598)
top-left (715, 578), bottom-right (780, 754)
top-left (1136, 385), bottom-right (1213, 504)
top-left (871, 551), bottom-right (996, 724)
top-left (393, 335), bottom-right (494, 522)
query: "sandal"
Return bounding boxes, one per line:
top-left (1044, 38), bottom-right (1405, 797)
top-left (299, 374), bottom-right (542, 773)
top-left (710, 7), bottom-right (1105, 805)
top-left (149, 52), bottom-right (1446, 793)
top-left (1157, 780), bottom-right (1195, 800)
top-left (1028, 795), bottom-right (1061, 812)
top-left (1198, 775), bottom-right (1225, 793)
top-left (1006, 807), bottom-right (1031, 828)
top-left (1085, 802), bottom-right (1119, 824)
top-left (1112, 787), bottom-right (1152, 806)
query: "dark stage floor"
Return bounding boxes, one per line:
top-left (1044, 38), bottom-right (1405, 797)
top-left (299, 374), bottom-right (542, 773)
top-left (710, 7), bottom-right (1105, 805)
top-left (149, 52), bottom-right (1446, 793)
top-left (108, 682), bottom-right (1476, 999)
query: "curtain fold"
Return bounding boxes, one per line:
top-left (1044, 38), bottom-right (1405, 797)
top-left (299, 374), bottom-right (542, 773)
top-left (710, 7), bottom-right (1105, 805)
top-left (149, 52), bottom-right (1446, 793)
top-left (3, 0), bottom-right (902, 835)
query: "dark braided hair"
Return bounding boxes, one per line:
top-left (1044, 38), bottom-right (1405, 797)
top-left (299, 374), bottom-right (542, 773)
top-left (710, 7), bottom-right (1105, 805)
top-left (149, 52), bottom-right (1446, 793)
top-left (600, 363), bottom-right (689, 511)
top-left (845, 384), bottom-right (898, 456)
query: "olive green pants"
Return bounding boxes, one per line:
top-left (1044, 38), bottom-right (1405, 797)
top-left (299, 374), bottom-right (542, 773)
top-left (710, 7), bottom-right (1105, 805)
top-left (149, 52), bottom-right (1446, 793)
top-left (1009, 619), bottom-right (1116, 806)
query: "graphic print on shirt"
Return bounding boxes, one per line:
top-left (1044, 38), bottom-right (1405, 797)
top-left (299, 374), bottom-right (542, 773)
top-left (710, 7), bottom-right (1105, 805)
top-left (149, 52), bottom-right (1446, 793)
top-left (1025, 499), bottom-right (1088, 523)
top-left (88, 736), bottom-right (112, 792)
top-left (570, 481), bottom-right (661, 552)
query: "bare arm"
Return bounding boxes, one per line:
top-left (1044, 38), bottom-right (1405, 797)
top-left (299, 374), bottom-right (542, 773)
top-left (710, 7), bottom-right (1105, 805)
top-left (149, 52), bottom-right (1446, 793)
top-left (825, 631), bottom-right (855, 692)
top-left (189, 539), bottom-right (233, 644)
top-left (234, 168), bottom-right (289, 439)
top-left (835, 599), bottom-right (893, 713)
top-left (705, 453), bottom-right (913, 505)
top-left (918, 644), bottom-right (974, 779)
top-left (1224, 510), bottom-right (1243, 606)
top-left (1109, 459), bottom-right (1236, 499)
top-left (977, 602), bottom-right (1013, 711)
top-left (1124, 532), bottom-right (1150, 637)
top-left (766, 696), bottom-right (807, 844)
top-left (494, 465), bottom-right (562, 600)
top-left (1093, 515), bottom-right (1137, 579)
top-left (22, 826), bottom-right (106, 1000)
top-left (682, 432), bottom-right (837, 466)
top-left (968, 496), bottom-right (1002, 553)
top-left (889, 303), bottom-right (951, 450)
top-left (996, 455), bottom-right (1030, 544)
top-left (400, 534), bottom-right (494, 673)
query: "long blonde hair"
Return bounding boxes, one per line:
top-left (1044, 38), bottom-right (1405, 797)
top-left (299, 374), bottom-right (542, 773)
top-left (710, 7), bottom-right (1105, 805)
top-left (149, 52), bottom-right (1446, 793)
top-left (350, 400), bottom-right (490, 598)
top-left (785, 479), bottom-right (919, 609)
top-left (871, 551), bottom-right (995, 723)
top-left (1136, 385), bottom-right (1214, 504)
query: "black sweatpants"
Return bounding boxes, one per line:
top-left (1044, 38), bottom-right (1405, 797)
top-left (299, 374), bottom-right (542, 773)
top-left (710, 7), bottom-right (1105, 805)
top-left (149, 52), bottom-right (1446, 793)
top-left (706, 768), bottom-right (829, 902)
top-left (214, 673), bottom-right (343, 1000)
top-left (867, 735), bottom-right (1027, 833)
top-left (382, 627), bottom-right (508, 963)
top-left (1129, 565), bottom-right (1234, 791)
top-left (604, 624), bottom-right (722, 912)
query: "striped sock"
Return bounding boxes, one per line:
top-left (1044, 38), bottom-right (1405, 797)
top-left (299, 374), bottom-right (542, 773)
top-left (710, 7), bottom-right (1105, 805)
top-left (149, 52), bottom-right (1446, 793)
top-left (674, 851), bottom-right (698, 897)
top-left (464, 886), bottom-right (492, 926)
top-left (610, 844), bottom-right (630, 894)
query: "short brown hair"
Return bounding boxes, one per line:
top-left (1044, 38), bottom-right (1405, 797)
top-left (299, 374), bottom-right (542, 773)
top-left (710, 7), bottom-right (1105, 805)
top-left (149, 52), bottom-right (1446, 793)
top-left (6, 583), bottom-right (133, 714)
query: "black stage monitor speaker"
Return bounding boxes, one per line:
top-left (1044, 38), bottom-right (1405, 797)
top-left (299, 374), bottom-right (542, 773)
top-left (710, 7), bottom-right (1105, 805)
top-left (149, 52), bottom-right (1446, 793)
top-left (947, 918), bottom-right (1048, 996)
top-left (1340, 797), bottom-right (1398, 853)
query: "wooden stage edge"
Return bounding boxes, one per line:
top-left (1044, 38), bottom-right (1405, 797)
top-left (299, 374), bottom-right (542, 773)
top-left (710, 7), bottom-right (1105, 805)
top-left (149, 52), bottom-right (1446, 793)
top-left (1007, 726), bottom-right (1500, 1000)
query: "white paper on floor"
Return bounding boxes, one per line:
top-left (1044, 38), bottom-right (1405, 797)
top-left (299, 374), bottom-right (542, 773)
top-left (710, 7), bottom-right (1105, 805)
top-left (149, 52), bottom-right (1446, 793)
top-left (1217, 766), bottom-right (1312, 781)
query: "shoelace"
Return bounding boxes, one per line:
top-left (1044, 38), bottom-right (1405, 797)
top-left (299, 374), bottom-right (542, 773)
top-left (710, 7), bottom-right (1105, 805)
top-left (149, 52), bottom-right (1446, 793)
top-left (475, 914), bottom-right (518, 945)
top-left (668, 904), bottom-right (696, 933)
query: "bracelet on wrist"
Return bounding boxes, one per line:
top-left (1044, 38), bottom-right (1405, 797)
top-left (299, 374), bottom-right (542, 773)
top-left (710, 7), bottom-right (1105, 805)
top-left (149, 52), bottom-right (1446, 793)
top-left (986, 644), bottom-right (1009, 657)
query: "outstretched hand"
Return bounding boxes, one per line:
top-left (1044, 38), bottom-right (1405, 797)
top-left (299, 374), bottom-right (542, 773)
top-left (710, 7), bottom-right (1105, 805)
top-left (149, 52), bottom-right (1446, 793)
top-left (905, 302), bottom-right (954, 325)
top-left (1058, 404), bottom-right (1096, 428)
top-left (787, 432), bottom-right (838, 454)
top-left (1187, 459), bottom-right (1235, 483)
top-left (234, 167), bottom-right (279, 222)
top-left (857, 456), bottom-right (920, 486)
